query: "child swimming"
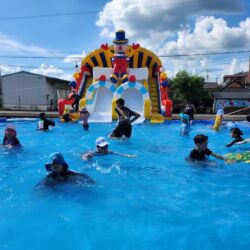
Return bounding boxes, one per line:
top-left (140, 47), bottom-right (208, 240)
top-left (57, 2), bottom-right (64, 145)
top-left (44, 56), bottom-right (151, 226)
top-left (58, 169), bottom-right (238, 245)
top-left (82, 137), bottom-right (137, 160)
top-left (189, 134), bottom-right (234, 164)
top-left (226, 127), bottom-right (244, 147)
top-left (39, 152), bottom-right (95, 188)
top-left (2, 124), bottom-right (21, 148)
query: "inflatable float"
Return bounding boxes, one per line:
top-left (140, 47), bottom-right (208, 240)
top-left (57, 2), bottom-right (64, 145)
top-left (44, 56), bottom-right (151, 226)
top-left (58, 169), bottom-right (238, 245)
top-left (58, 30), bottom-right (172, 123)
top-left (225, 151), bottom-right (250, 163)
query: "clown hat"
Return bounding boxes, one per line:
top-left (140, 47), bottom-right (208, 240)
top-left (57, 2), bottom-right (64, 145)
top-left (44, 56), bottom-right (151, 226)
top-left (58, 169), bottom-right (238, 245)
top-left (113, 30), bottom-right (129, 44)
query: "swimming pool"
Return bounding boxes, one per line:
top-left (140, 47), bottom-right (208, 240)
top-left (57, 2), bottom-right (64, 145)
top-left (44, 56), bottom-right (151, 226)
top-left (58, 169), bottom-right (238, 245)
top-left (0, 120), bottom-right (250, 250)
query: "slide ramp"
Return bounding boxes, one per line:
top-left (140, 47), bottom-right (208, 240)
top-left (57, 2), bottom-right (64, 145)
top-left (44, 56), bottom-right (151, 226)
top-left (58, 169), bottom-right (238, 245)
top-left (87, 84), bottom-right (114, 123)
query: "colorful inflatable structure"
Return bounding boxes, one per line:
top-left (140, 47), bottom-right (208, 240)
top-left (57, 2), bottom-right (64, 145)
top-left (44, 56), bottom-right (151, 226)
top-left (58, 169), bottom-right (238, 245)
top-left (58, 30), bottom-right (172, 123)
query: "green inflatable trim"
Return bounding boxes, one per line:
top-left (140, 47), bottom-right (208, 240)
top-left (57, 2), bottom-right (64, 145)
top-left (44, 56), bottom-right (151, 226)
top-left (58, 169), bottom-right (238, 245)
top-left (225, 151), bottom-right (250, 163)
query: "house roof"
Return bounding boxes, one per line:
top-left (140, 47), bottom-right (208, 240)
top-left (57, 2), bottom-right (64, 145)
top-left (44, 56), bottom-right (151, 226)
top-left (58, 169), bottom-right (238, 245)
top-left (224, 71), bottom-right (249, 78)
top-left (203, 82), bottom-right (219, 89)
top-left (213, 91), bottom-right (250, 99)
top-left (220, 79), bottom-right (245, 91)
top-left (0, 70), bottom-right (69, 83)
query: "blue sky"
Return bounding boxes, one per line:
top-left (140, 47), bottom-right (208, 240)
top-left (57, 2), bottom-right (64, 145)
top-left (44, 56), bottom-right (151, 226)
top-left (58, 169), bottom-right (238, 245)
top-left (0, 0), bottom-right (249, 82)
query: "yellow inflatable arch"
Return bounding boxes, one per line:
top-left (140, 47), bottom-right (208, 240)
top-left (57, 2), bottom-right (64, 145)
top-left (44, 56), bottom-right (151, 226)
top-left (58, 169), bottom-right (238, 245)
top-left (81, 45), bottom-right (162, 78)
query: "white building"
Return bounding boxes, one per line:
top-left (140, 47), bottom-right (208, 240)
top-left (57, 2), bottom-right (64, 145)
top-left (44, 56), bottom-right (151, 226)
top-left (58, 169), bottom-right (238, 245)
top-left (0, 71), bottom-right (70, 111)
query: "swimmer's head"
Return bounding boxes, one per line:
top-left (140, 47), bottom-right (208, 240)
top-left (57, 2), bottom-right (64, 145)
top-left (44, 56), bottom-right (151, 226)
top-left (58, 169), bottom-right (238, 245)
top-left (5, 124), bottom-right (17, 138)
top-left (95, 137), bottom-right (109, 152)
top-left (39, 112), bottom-right (46, 119)
top-left (194, 134), bottom-right (208, 151)
top-left (45, 152), bottom-right (68, 173)
top-left (216, 109), bottom-right (224, 116)
top-left (116, 98), bottom-right (125, 107)
top-left (230, 127), bottom-right (243, 138)
top-left (80, 107), bottom-right (88, 114)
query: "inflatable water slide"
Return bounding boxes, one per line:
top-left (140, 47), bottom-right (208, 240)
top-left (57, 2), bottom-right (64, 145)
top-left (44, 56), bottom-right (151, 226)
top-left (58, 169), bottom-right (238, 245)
top-left (58, 30), bottom-right (172, 123)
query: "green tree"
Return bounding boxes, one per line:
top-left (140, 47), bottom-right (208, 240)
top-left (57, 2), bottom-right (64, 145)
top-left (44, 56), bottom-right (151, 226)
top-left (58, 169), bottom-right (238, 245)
top-left (169, 70), bottom-right (212, 107)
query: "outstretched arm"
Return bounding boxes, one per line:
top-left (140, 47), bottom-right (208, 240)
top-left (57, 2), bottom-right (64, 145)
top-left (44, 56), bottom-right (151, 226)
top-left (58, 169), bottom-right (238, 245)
top-left (112, 151), bottom-right (137, 158)
top-left (211, 152), bottom-right (235, 164)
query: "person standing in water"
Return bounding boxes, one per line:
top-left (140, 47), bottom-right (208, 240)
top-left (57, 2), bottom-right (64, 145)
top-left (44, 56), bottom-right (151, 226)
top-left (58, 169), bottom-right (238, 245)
top-left (109, 98), bottom-right (140, 139)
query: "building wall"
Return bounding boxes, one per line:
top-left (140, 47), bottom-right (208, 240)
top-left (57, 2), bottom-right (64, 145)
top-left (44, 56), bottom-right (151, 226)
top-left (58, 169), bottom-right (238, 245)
top-left (1, 72), bottom-right (48, 110)
top-left (214, 98), bottom-right (250, 113)
top-left (1, 71), bottom-right (71, 111)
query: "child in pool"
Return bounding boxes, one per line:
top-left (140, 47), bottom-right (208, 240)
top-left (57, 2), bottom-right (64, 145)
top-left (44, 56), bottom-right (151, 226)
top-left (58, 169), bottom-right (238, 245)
top-left (109, 98), bottom-right (140, 139)
top-left (82, 137), bottom-right (137, 160)
top-left (80, 107), bottom-right (90, 131)
top-left (189, 134), bottom-right (234, 164)
top-left (179, 112), bottom-right (191, 135)
top-left (212, 109), bottom-right (224, 131)
top-left (2, 124), bottom-right (21, 148)
top-left (37, 112), bottom-right (55, 131)
top-left (184, 104), bottom-right (195, 124)
top-left (226, 127), bottom-right (244, 147)
top-left (246, 115), bottom-right (250, 122)
top-left (40, 152), bottom-right (95, 187)
top-left (62, 107), bottom-right (72, 122)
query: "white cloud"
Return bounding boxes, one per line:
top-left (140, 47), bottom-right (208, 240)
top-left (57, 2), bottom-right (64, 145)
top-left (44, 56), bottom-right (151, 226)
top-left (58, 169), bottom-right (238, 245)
top-left (96, 0), bottom-right (248, 81)
top-left (159, 16), bottom-right (250, 81)
top-left (0, 33), bottom-right (58, 56)
top-left (31, 64), bottom-right (72, 80)
top-left (0, 64), bottom-right (21, 75)
top-left (96, 0), bottom-right (243, 48)
top-left (64, 51), bottom-right (86, 64)
top-left (160, 16), bottom-right (250, 55)
top-left (222, 58), bottom-right (248, 76)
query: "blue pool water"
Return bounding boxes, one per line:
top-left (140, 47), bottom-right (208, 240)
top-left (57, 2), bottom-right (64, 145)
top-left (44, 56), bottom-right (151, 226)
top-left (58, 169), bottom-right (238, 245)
top-left (0, 120), bottom-right (250, 250)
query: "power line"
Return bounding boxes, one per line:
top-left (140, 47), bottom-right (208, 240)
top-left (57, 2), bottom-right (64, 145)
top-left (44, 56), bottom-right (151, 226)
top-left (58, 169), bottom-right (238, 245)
top-left (0, 49), bottom-right (249, 60)
top-left (0, 63), bottom-right (73, 70)
top-left (159, 50), bottom-right (250, 58)
top-left (0, 0), bottom-right (203, 21)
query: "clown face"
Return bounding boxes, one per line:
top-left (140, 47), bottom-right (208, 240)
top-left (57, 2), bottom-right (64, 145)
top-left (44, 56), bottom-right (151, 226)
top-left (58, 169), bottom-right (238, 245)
top-left (114, 44), bottom-right (128, 53)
